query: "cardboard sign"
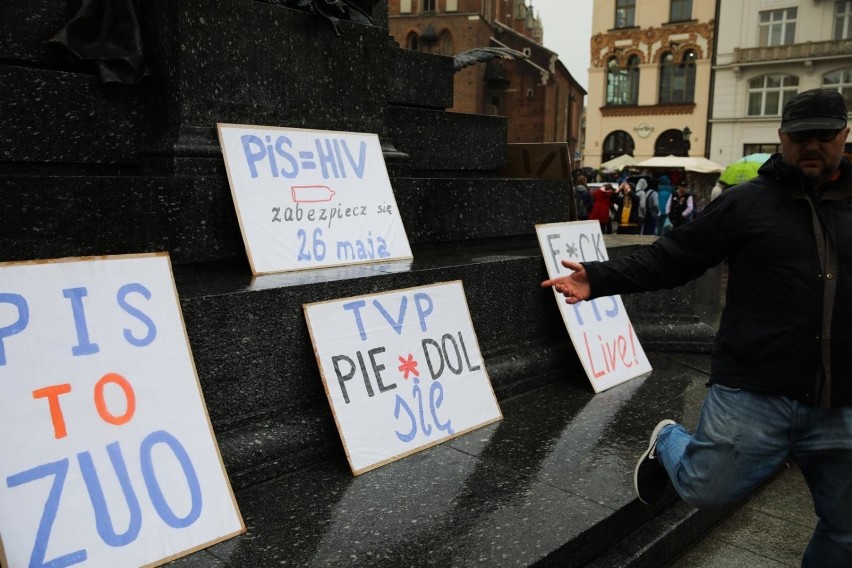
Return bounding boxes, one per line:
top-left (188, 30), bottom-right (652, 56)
top-left (218, 123), bottom-right (413, 274)
top-left (0, 254), bottom-right (244, 568)
top-left (304, 282), bottom-right (502, 475)
top-left (536, 221), bottom-right (652, 392)
top-left (501, 142), bottom-right (573, 180)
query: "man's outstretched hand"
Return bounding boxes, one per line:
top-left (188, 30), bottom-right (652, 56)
top-left (541, 260), bottom-right (591, 304)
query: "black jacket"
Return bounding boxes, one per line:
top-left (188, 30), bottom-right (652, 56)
top-left (583, 155), bottom-right (852, 407)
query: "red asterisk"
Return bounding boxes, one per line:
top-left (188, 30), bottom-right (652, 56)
top-left (398, 354), bottom-right (419, 380)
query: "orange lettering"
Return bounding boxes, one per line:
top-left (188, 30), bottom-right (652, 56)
top-left (94, 373), bottom-right (136, 426)
top-left (32, 384), bottom-right (72, 439)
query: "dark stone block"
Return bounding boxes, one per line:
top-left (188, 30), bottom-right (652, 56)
top-left (0, 0), bottom-right (76, 63)
top-left (388, 106), bottom-right (507, 172)
top-left (170, 354), bottom-right (717, 567)
top-left (0, 173), bottom-right (573, 265)
top-left (387, 48), bottom-right (454, 109)
top-left (0, 65), bottom-right (155, 164)
top-left (0, 175), bottom-right (244, 264)
top-left (605, 236), bottom-right (717, 351)
top-left (197, 446), bottom-right (616, 566)
top-left (171, 238), bottom-right (714, 488)
top-left (141, 0), bottom-right (392, 151)
top-left (393, 177), bottom-right (571, 244)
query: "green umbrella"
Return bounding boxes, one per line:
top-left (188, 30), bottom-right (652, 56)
top-left (718, 153), bottom-right (771, 185)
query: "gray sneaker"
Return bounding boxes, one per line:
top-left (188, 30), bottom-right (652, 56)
top-left (634, 419), bottom-right (676, 504)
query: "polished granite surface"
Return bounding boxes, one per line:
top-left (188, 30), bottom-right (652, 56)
top-left (169, 353), bottom-right (711, 567)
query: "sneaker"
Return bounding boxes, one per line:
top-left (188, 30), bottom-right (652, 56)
top-left (634, 419), bottom-right (676, 505)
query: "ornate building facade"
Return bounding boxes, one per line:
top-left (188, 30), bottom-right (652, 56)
top-left (387, 0), bottom-right (586, 153)
top-left (585, 0), bottom-right (715, 167)
top-left (711, 0), bottom-right (852, 166)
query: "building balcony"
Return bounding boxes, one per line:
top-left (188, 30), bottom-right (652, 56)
top-left (733, 39), bottom-right (852, 64)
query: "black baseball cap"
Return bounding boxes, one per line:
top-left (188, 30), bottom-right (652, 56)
top-left (780, 89), bottom-right (848, 133)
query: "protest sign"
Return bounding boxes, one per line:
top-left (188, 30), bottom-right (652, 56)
top-left (536, 221), bottom-right (652, 392)
top-left (0, 253), bottom-right (244, 568)
top-left (217, 123), bottom-right (413, 274)
top-left (304, 281), bottom-right (502, 475)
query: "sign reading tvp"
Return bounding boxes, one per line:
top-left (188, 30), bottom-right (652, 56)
top-left (304, 282), bottom-right (502, 475)
top-left (218, 123), bottom-right (413, 274)
top-left (0, 254), bottom-right (244, 568)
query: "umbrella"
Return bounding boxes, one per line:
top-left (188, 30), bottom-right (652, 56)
top-left (718, 153), bottom-right (771, 185)
top-left (600, 154), bottom-right (637, 170)
top-left (635, 155), bottom-right (724, 173)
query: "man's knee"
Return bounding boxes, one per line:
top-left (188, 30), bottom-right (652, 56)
top-left (671, 470), bottom-right (754, 509)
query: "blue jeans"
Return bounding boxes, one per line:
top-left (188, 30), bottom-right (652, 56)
top-left (657, 384), bottom-right (852, 567)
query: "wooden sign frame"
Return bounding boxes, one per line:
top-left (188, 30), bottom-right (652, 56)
top-left (0, 253), bottom-right (244, 568)
top-left (536, 221), bottom-right (653, 392)
top-left (304, 281), bottom-right (502, 475)
top-left (218, 123), bottom-right (413, 275)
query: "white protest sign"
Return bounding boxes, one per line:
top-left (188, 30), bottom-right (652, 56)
top-left (0, 253), bottom-right (244, 568)
top-left (304, 281), bottom-right (502, 475)
top-left (536, 221), bottom-right (652, 392)
top-left (217, 123), bottom-right (413, 274)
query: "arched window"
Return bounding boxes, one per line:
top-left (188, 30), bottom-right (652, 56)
top-left (659, 50), bottom-right (696, 103)
top-left (406, 31), bottom-right (419, 51)
top-left (438, 30), bottom-right (453, 56)
top-left (606, 55), bottom-right (639, 105)
top-left (602, 130), bottom-right (635, 163)
top-left (654, 129), bottom-right (690, 157)
top-left (747, 74), bottom-right (799, 116)
top-left (823, 68), bottom-right (852, 111)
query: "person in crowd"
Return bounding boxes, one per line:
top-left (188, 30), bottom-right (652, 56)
top-left (613, 181), bottom-right (641, 234)
top-left (655, 174), bottom-right (674, 235)
top-left (666, 181), bottom-right (694, 228)
top-left (710, 179), bottom-right (729, 202)
top-left (574, 175), bottom-right (593, 221)
top-left (587, 182), bottom-right (614, 234)
top-left (540, 88), bottom-right (852, 566)
top-left (636, 178), bottom-right (658, 235)
top-left (633, 178), bottom-right (647, 226)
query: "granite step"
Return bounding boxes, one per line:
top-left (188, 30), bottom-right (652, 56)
top-left (170, 238), bottom-right (715, 491)
top-left (0, 174), bottom-right (570, 264)
top-left (388, 107), bottom-right (507, 173)
top-left (166, 352), bottom-right (719, 567)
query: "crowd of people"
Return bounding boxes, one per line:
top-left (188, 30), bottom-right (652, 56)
top-left (573, 172), bottom-right (705, 235)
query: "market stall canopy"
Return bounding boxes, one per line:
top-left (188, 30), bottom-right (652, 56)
top-left (636, 155), bottom-right (724, 173)
top-left (600, 154), bottom-right (638, 170)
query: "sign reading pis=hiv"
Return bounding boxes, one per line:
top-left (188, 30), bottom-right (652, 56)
top-left (304, 282), bottom-right (502, 475)
top-left (535, 221), bottom-right (652, 393)
top-left (218, 124), bottom-right (413, 274)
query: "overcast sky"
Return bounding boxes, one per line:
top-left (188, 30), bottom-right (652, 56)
top-left (531, 0), bottom-right (594, 91)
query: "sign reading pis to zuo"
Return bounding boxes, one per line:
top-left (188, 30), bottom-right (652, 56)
top-left (0, 254), bottom-right (244, 568)
top-left (304, 282), bottom-right (502, 475)
top-left (217, 123), bottom-right (413, 274)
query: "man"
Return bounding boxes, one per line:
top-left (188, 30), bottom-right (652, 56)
top-left (666, 180), bottom-right (694, 227)
top-left (541, 88), bottom-right (852, 566)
